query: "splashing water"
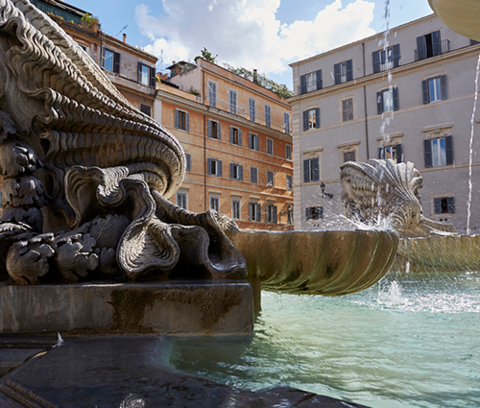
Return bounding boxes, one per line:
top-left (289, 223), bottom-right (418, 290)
top-left (380, 0), bottom-right (394, 144)
top-left (466, 52), bottom-right (480, 234)
top-left (377, 280), bottom-right (406, 306)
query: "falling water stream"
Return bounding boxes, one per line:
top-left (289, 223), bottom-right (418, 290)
top-left (466, 53), bottom-right (480, 234)
top-left (166, 272), bottom-right (480, 408)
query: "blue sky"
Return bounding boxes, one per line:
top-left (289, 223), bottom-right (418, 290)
top-left (69, 0), bottom-right (433, 88)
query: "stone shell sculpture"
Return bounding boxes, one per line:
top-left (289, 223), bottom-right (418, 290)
top-left (340, 159), bottom-right (457, 238)
top-left (0, 0), bottom-right (246, 284)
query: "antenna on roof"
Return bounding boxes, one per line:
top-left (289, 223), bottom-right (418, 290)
top-left (115, 25), bottom-right (128, 38)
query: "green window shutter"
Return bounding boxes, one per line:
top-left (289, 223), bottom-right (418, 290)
top-left (316, 69), bottom-right (322, 90)
top-left (217, 122), bottom-right (221, 140)
top-left (218, 160), bottom-right (223, 177)
top-left (207, 158), bottom-right (212, 175)
top-left (300, 74), bottom-right (307, 94)
top-left (393, 44), bottom-right (401, 67)
top-left (334, 63), bottom-right (341, 84)
top-left (230, 126), bottom-right (233, 143)
top-left (396, 144), bottom-right (403, 162)
top-left (315, 108), bottom-right (320, 128)
top-left (113, 51), bottom-right (121, 74)
top-left (312, 158), bottom-right (319, 182)
top-left (303, 160), bottom-right (310, 183)
top-left (137, 62), bottom-right (142, 83)
top-left (208, 120), bottom-right (212, 138)
top-left (393, 87), bottom-right (399, 111)
top-left (378, 147), bottom-right (384, 159)
top-left (238, 129), bottom-right (242, 146)
top-left (303, 110), bottom-right (308, 131)
top-left (186, 112), bottom-right (190, 132)
top-left (377, 91), bottom-right (383, 114)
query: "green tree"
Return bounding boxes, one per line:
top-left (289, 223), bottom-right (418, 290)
top-left (196, 48), bottom-right (218, 64)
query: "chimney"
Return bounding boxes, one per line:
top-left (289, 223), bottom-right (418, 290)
top-left (123, 33), bottom-right (126, 43)
top-left (253, 69), bottom-right (258, 84)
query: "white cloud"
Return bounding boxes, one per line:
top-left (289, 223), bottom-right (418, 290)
top-left (135, 0), bottom-right (375, 78)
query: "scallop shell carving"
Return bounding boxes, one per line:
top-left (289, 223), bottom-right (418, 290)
top-left (340, 159), bottom-right (457, 238)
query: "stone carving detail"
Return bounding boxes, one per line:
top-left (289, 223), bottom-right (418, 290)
top-left (0, 0), bottom-right (246, 284)
top-left (340, 159), bottom-right (457, 238)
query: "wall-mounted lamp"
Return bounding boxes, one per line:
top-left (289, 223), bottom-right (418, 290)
top-left (320, 181), bottom-right (333, 199)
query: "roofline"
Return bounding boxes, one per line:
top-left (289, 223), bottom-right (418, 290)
top-left (289, 12), bottom-right (437, 68)
top-left (102, 33), bottom-right (158, 63)
top-left (196, 58), bottom-right (291, 105)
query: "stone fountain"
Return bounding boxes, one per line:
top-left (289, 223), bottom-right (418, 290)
top-left (0, 1), bottom-right (397, 406)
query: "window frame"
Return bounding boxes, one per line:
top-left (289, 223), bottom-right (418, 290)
top-left (250, 167), bottom-right (258, 184)
top-left (377, 87), bottom-right (399, 114)
top-left (249, 133), bottom-right (259, 151)
top-left (305, 206), bottom-right (324, 220)
top-left (266, 138), bottom-right (274, 155)
top-left (286, 145), bottom-right (292, 160)
top-left (266, 203), bottom-right (278, 224)
top-left (342, 98), bottom-right (354, 122)
top-left (229, 89), bottom-right (237, 114)
top-left (176, 192), bottom-right (188, 209)
top-left (230, 126), bottom-right (242, 145)
top-left (232, 198), bottom-right (241, 220)
top-left (424, 135), bottom-right (453, 168)
top-left (303, 108), bottom-right (320, 131)
top-left (249, 201), bottom-right (261, 222)
top-left (334, 59), bottom-right (353, 85)
top-left (207, 158), bottom-right (223, 176)
top-left (286, 174), bottom-right (292, 190)
top-left (210, 196), bottom-right (220, 212)
top-left (208, 119), bottom-right (221, 140)
top-left (174, 109), bottom-right (190, 132)
top-left (267, 171), bottom-right (274, 187)
top-left (208, 80), bottom-right (217, 107)
top-left (378, 144), bottom-right (403, 163)
top-left (422, 75), bottom-right (448, 104)
top-left (265, 104), bottom-right (271, 127)
top-left (284, 112), bottom-right (290, 134)
top-left (230, 163), bottom-right (244, 181)
top-left (303, 158), bottom-right (320, 183)
top-left (103, 47), bottom-right (120, 74)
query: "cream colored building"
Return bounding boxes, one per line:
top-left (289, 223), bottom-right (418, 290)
top-left (289, 13), bottom-right (480, 233)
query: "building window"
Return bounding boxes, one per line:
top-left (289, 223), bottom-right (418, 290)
top-left (230, 126), bottom-right (242, 145)
top-left (343, 151), bottom-right (356, 162)
top-left (207, 158), bottom-right (223, 176)
top-left (267, 171), bottom-right (274, 187)
top-left (249, 202), bottom-right (261, 222)
top-left (303, 108), bottom-right (320, 131)
top-left (342, 99), bottom-right (354, 122)
top-left (230, 163), bottom-right (244, 180)
top-left (372, 45), bottom-right (401, 73)
top-left (303, 158), bottom-right (319, 183)
top-left (138, 62), bottom-right (155, 87)
top-left (208, 119), bottom-right (221, 139)
top-left (266, 204), bottom-right (278, 223)
top-left (208, 81), bottom-right (217, 107)
top-left (306, 206), bottom-right (323, 220)
top-left (334, 60), bottom-right (353, 85)
top-left (267, 138), bottom-right (273, 155)
top-left (284, 113), bottom-right (290, 134)
top-left (286, 145), bottom-right (292, 160)
top-left (422, 76), bottom-right (447, 104)
top-left (377, 88), bottom-right (399, 113)
top-left (249, 98), bottom-right (255, 121)
top-left (232, 199), bottom-right (241, 220)
top-left (185, 153), bottom-right (191, 171)
top-left (300, 70), bottom-right (322, 94)
top-left (424, 136), bottom-right (453, 167)
top-left (103, 48), bottom-right (120, 74)
top-left (174, 109), bottom-right (190, 132)
top-left (250, 167), bottom-right (258, 183)
top-left (265, 104), bottom-right (271, 127)
top-left (286, 174), bottom-right (292, 190)
top-left (140, 104), bottom-right (151, 116)
top-left (434, 197), bottom-right (455, 214)
top-left (176, 192), bottom-right (187, 209)
top-left (210, 196), bottom-right (220, 212)
top-left (378, 145), bottom-right (402, 163)
top-left (249, 133), bottom-right (259, 151)
top-left (229, 90), bottom-right (237, 114)
top-left (416, 30), bottom-right (446, 61)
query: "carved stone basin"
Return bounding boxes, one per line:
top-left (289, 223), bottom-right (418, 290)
top-left (428, 0), bottom-right (480, 41)
top-left (228, 229), bottom-right (399, 296)
top-left (398, 234), bottom-right (480, 271)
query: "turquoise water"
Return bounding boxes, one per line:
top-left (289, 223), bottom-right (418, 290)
top-left (168, 272), bottom-right (480, 408)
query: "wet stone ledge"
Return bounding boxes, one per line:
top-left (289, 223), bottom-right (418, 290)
top-left (0, 281), bottom-right (253, 336)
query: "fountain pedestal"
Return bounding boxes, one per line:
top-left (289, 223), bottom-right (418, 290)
top-left (0, 281), bottom-right (253, 336)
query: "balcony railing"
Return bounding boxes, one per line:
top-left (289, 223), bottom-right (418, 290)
top-left (415, 39), bottom-right (450, 61)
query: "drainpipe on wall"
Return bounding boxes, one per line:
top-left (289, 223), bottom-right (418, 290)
top-left (202, 69), bottom-right (207, 211)
top-left (362, 42), bottom-right (370, 159)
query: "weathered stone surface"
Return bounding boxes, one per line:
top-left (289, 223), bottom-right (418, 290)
top-left (229, 229), bottom-right (398, 296)
top-left (0, 0), bottom-right (246, 284)
top-left (0, 336), bottom-right (372, 407)
top-left (0, 281), bottom-right (253, 336)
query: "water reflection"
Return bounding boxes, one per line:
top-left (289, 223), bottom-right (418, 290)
top-left (168, 272), bottom-right (480, 408)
